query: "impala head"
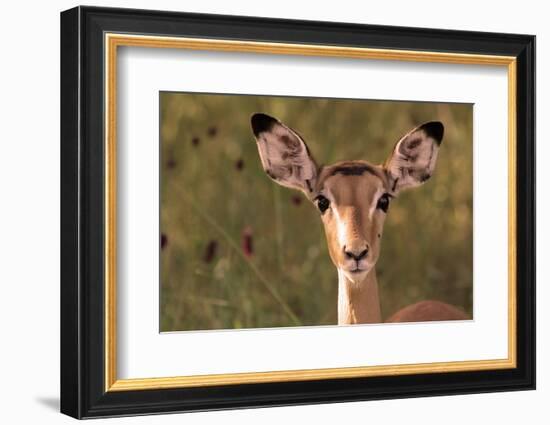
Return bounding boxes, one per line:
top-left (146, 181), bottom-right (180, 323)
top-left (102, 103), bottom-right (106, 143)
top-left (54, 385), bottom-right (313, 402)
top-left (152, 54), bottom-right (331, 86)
top-left (250, 113), bottom-right (444, 285)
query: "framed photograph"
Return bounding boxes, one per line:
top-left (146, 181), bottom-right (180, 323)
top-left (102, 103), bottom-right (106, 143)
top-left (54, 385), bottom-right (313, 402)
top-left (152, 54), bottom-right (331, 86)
top-left (60, 6), bottom-right (535, 419)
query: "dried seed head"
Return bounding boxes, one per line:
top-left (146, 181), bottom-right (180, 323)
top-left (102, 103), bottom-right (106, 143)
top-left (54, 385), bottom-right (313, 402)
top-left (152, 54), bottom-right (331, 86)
top-left (161, 234), bottom-right (168, 250)
top-left (203, 240), bottom-right (218, 263)
top-left (241, 227), bottom-right (254, 257)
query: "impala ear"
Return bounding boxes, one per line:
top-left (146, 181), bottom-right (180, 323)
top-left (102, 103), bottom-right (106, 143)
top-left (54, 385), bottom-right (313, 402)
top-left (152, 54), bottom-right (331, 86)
top-left (251, 113), bottom-right (318, 195)
top-left (383, 121), bottom-right (444, 194)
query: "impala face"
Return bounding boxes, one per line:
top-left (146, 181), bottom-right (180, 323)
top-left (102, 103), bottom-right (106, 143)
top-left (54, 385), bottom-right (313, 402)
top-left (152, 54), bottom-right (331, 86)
top-left (314, 162), bottom-right (391, 283)
top-left (250, 113), bottom-right (444, 285)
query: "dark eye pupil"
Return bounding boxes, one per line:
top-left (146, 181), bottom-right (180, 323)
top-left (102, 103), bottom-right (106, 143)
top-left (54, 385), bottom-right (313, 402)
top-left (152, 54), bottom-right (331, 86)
top-left (377, 194), bottom-right (390, 213)
top-left (317, 196), bottom-right (330, 213)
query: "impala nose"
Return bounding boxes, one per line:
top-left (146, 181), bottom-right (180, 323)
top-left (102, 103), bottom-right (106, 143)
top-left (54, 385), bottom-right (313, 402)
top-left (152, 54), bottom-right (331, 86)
top-left (344, 245), bottom-right (369, 261)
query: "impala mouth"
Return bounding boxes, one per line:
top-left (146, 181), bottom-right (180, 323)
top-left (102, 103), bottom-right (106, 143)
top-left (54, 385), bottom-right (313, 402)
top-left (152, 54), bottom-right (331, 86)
top-left (347, 265), bottom-right (369, 274)
top-left (344, 262), bottom-right (371, 275)
top-left (339, 265), bottom-right (370, 284)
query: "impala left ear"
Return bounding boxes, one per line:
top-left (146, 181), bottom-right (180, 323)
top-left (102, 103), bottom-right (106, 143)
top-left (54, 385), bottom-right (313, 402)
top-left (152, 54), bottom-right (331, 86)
top-left (383, 121), bottom-right (444, 194)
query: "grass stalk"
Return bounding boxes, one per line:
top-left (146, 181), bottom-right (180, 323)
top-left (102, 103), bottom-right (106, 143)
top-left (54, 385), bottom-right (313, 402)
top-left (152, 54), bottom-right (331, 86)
top-left (180, 190), bottom-right (301, 326)
top-left (273, 185), bottom-right (285, 274)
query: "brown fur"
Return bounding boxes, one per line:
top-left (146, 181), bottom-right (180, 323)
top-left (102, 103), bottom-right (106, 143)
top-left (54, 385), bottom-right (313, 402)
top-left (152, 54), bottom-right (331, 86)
top-left (386, 300), bottom-right (469, 323)
top-left (316, 161), bottom-right (390, 280)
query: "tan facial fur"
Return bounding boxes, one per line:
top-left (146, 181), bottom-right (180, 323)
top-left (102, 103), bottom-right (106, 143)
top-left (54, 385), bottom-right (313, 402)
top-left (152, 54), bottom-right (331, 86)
top-left (315, 162), bottom-right (391, 284)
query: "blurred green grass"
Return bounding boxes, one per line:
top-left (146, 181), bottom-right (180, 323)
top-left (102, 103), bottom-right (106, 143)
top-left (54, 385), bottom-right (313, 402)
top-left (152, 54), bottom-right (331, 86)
top-left (160, 92), bottom-right (473, 331)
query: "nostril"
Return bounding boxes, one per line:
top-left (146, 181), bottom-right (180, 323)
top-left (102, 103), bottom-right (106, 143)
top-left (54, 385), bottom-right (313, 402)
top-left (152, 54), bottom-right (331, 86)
top-left (343, 247), bottom-right (352, 259)
top-left (357, 248), bottom-right (368, 260)
top-left (344, 247), bottom-right (369, 261)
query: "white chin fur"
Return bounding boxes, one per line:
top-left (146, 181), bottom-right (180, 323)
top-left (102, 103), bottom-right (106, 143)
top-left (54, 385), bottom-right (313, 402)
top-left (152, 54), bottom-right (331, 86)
top-left (341, 268), bottom-right (369, 285)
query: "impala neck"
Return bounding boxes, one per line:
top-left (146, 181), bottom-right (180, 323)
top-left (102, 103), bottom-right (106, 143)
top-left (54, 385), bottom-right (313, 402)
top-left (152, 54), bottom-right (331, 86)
top-left (337, 268), bottom-right (381, 325)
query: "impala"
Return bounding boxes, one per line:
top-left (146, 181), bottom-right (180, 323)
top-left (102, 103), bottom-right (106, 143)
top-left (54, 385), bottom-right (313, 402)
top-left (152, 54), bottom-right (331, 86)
top-left (250, 113), bottom-right (469, 325)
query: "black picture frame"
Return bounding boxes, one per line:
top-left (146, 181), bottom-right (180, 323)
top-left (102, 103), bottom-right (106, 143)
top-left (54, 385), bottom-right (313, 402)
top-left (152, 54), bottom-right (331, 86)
top-left (60, 5), bottom-right (535, 419)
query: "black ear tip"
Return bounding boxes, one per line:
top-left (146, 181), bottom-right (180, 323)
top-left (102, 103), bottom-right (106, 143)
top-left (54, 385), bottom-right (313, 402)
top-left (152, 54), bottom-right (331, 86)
top-left (421, 121), bottom-right (444, 144)
top-left (251, 113), bottom-right (278, 137)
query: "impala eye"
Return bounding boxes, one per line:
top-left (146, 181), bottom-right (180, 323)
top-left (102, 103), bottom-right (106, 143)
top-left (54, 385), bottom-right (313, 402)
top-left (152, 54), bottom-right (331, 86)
top-left (315, 195), bottom-right (330, 214)
top-left (376, 193), bottom-right (391, 213)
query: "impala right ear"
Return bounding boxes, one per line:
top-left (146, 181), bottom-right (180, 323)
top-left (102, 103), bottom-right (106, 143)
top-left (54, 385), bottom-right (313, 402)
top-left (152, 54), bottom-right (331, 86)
top-left (251, 113), bottom-right (318, 195)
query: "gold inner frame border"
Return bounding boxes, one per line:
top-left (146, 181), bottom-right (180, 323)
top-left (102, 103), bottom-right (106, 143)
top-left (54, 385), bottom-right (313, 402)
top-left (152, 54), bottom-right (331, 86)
top-left (104, 33), bottom-right (517, 392)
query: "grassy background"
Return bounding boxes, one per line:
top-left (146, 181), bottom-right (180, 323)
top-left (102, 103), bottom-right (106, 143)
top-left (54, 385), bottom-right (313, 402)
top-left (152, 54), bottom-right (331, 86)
top-left (160, 92), bottom-right (473, 331)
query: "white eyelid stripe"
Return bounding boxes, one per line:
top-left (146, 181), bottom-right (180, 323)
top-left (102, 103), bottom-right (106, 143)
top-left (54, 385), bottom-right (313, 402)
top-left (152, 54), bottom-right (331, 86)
top-left (368, 187), bottom-right (386, 219)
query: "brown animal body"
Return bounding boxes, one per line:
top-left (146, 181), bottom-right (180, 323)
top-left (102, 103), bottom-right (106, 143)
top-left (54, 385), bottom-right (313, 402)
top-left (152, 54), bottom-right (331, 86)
top-left (386, 300), bottom-right (468, 323)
